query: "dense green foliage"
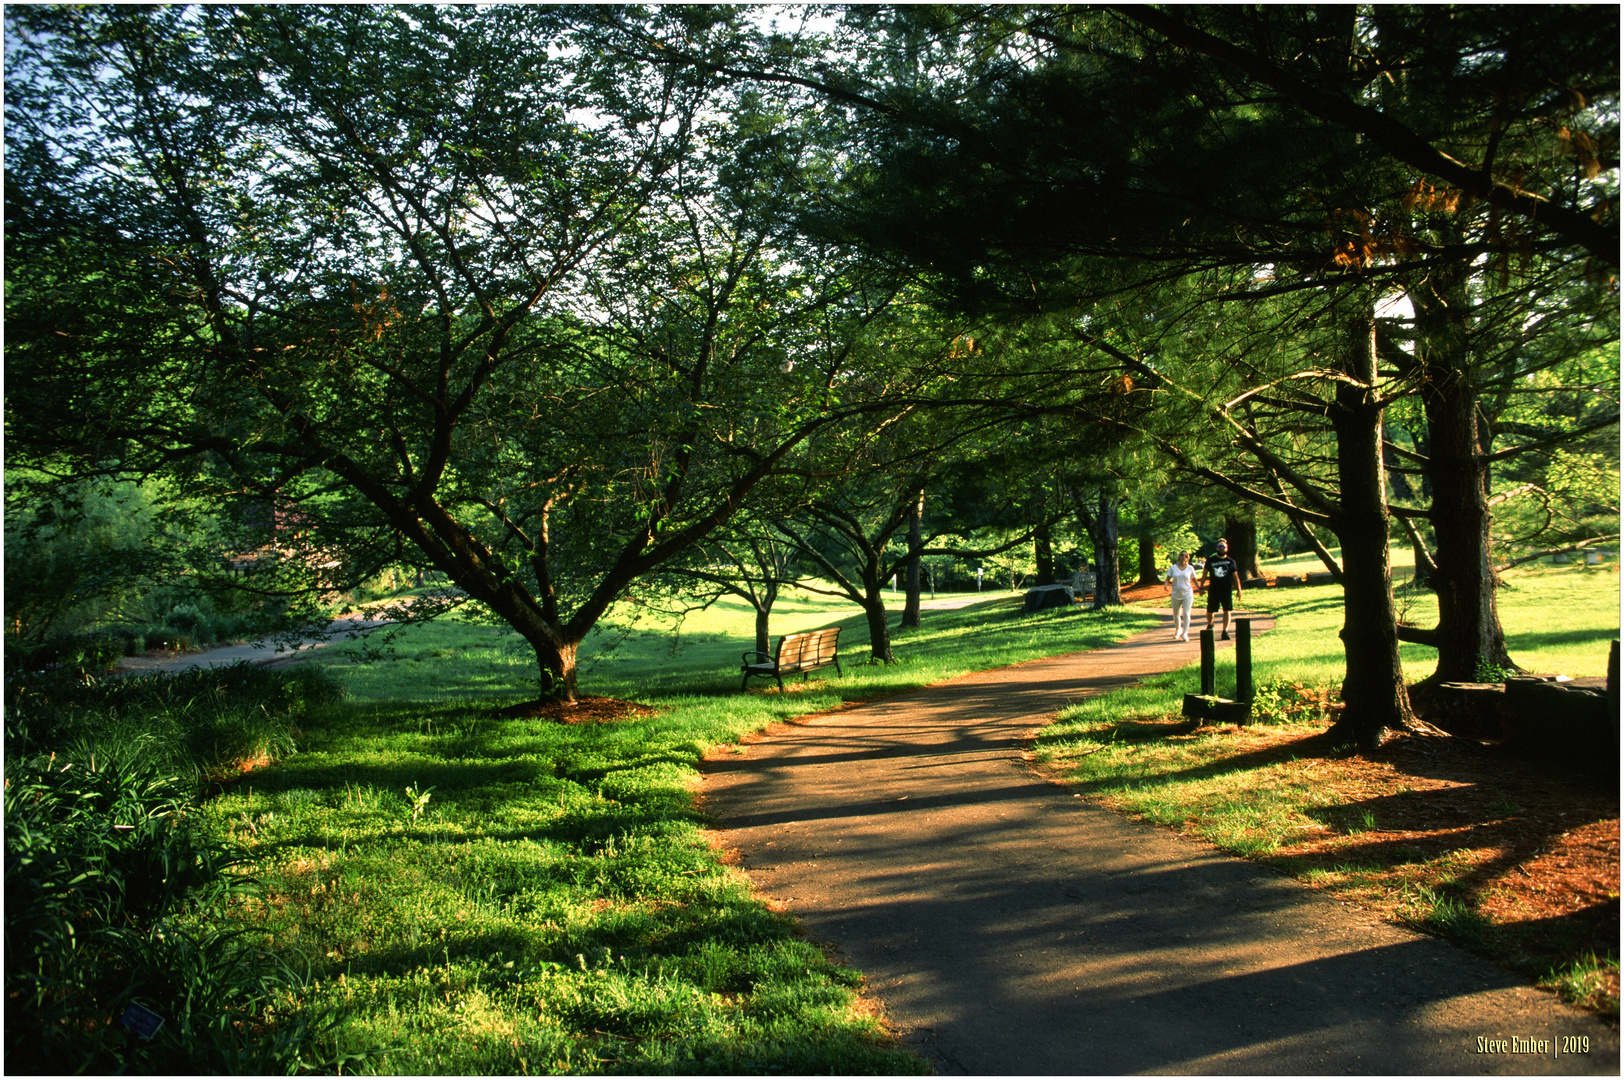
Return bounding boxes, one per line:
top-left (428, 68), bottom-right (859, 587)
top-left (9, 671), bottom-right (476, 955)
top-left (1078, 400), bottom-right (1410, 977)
top-left (5, 665), bottom-right (359, 1072)
top-left (8, 662), bottom-right (346, 791)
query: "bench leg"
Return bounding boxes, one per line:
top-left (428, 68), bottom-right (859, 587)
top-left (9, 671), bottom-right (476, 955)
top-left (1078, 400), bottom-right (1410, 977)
top-left (832, 657), bottom-right (842, 678)
top-left (775, 672), bottom-right (784, 692)
top-left (741, 671), bottom-right (752, 692)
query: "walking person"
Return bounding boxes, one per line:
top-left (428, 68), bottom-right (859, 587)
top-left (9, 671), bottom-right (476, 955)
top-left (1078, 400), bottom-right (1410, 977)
top-left (1202, 538), bottom-right (1243, 640)
top-left (1164, 550), bottom-right (1198, 641)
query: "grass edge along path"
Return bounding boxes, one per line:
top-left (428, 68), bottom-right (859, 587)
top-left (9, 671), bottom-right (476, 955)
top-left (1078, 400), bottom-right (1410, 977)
top-left (194, 596), bottom-right (1157, 1074)
top-left (1032, 565), bottom-right (1621, 1020)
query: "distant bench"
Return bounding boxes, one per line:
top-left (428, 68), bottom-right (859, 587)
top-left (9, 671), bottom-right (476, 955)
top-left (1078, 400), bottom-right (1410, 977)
top-left (741, 627), bottom-right (842, 692)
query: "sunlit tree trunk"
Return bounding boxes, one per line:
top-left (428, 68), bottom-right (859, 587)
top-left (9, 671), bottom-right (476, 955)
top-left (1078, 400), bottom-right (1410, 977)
top-left (900, 488), bottom-right (924, 628)
top-left (1326, 312), bottom-right (1419, 748)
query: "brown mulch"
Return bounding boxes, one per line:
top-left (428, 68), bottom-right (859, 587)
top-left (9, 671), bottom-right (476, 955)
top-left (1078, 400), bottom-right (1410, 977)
top-left (1170, 719), bottom-right (1620, 1013)
top-left (495, 695), bottom-right (657, 723)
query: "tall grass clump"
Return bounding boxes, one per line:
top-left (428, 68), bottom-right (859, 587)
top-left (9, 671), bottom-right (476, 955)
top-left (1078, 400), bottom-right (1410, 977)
top-left (4, 735), bottom-right (365, 1073)
top-left (6, 662), bottom-right (346, 788)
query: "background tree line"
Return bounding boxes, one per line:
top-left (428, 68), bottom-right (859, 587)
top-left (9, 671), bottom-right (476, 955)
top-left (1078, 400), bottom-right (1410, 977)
top-left (7, 5), bottom-right (1616, 747)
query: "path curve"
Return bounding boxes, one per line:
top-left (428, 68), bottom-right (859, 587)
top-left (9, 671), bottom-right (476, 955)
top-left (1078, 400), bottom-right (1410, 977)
top-left (702, 611), bottom-right (1619, 1075)
top-left (116, 610), bottom-right (395, 676)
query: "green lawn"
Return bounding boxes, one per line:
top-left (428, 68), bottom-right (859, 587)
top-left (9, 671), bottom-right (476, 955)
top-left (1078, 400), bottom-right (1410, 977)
top-left (198, 590), bottom-right (1155, 1073)
top-left (1040, 561), bottom-right (1618, 751)
top-left (1030, 560), bottom-right (1621, 1013)
top-left (192, 564), bottom-right (1619, 1069)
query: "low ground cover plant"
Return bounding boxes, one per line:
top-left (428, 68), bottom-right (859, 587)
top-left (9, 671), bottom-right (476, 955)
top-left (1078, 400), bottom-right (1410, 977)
top-left (192, 593), bottom-right (1156, 1072)
top-left (1033, 562), bottom-right (1620, 1016)
top-left (4, 663), bottom-right (361, 1070)
top-left (4, 737), bottom-right (361, 1072)
top-left (7, 661), bottom-right (346, 789)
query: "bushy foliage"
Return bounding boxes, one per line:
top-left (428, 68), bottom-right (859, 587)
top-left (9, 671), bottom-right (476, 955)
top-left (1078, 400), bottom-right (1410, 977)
top-left (2, 478), bottom-right (167, 642)
top-left (4, 742), bottom-right (361, 1072)
top-left (6, 662), bottom-right (346, 790)
top-left (1248, 678), bottom-right (1331, 725)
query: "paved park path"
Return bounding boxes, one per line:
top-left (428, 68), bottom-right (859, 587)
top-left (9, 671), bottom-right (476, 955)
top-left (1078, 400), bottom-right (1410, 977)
top-left (702, 612), bottom-right (1620, 1075)
top-left (116, 609), bottom-right (395, 676)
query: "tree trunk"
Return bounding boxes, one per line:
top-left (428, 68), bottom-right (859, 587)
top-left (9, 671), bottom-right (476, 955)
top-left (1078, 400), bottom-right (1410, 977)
top-left (753, 577), bottom-right (779, 657)
top-left (1135, 523), bottom-right (1161, 586)
top-left (1325, 312), bottom-right (1418, 749)
top-left (1077, 493), bottom-right (1123, 608)
top-left (1412, 264), bottom-right (1516, 684)
top-left (1034, 519), bottom-right (1057, 586)
top-left (1399, 516), bottom-right (1438, 588)
top-left (523, 633), bottom-right (579, 703)
top-left (863, 594), bottom-right (895, 662)
top-left (900, 489), bottom-right (924, 628)
top-left (1223, 514), bottom-right (1263, 578)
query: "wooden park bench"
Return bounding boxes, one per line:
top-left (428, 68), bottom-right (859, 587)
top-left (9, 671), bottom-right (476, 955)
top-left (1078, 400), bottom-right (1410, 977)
top-left (741, 627), bottom-right (842, 691)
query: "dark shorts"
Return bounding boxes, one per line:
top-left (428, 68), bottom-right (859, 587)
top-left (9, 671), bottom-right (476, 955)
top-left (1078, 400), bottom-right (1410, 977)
top-left (1206, 589), bottom-right (1233, 612)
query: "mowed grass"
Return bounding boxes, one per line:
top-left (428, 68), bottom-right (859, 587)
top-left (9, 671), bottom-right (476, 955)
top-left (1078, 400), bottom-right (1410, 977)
top-left (1037, 561), bottom-right (1619, 842)
top-left (1032, 560), bottom-right (1620, 1011)
top-left (197, 589), bottom-right (1156, 1073)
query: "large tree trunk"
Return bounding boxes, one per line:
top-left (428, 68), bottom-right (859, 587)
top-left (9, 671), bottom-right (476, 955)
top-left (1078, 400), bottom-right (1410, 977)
top-left (1135, 522), bottom-right (1161, 586)
top-left (1034, 519), bottom-right (1057, 586)
top-left (1074, 492), bottom-right (1123, 608)
top-left (900, 489), bottom-right (924, 628)
top-left (1325, 312), bottom-right (1419, 749)
top-left (1223, 514), bottom-right (1263, 578)
top-left (1411, 264), bottom-right (1516, 684)
top-left (863, 593), bottom-right (895, 662)
top-left (516, 629), bottom-right (579, 703)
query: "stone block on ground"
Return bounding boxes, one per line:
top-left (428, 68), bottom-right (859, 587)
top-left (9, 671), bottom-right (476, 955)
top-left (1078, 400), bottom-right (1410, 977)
top-left (1430, 682), bottom-right (1509, 741)
top-left (1023, 584), bottom-right (1075, 613)
top-left (1183, 693), bottom-right (1252, 726)
top-left (1503, 676), bottom-right (1617, 772)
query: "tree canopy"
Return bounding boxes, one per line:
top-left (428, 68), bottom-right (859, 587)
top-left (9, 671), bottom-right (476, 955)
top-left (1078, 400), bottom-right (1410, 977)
top-left (5, 5), bottom-right (1616, 737)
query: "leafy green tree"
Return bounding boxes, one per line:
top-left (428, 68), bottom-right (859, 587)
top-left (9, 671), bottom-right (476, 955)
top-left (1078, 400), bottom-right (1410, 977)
top-left (661, 511), bottom-right (806, 659)
top-left (747, 3), bottom-right (1616, 747)
top-left (5, 6), bottom-right (926, 701)
top-left (3, 478), bottom-right (168, 642)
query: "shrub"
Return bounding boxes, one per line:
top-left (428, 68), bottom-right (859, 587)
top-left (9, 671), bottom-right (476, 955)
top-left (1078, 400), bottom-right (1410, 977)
top-left (3, 631), bottom-right (126, 674)
top-left (5, 662), bottom-right (347, 788)
top-left (164, 603), bottom-right (207, 632)
top-left (1249, 678), bottom-right (1328, 724)
top-left (4, 743), bottom-right (357, 1072)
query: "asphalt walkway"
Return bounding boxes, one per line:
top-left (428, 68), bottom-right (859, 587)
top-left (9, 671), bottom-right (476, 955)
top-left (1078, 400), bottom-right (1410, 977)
top-left (702, 611), bottom-right (1619, 1074)
top-left (116, 610), bottom-right (393, 676)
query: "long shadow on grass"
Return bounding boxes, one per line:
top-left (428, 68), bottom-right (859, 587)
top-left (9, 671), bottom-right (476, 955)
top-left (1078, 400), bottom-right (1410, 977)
top-left (1056, 730), bottom-right (1338, 795)
top-left (321, 883), bottom-right (804, 982)
top-left (1295, 779), bottom-right (1618, 922)
top-left (245, 756), bottom-right (552, 795)
top-left (1504, 626), bottom-right (1621, 651)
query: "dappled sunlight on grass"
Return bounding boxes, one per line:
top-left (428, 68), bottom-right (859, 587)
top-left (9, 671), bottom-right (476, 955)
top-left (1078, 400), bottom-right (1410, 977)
top-left (1033, 568), bottom-right (1619, 1018)
top-left (196, 589), bottom-right (1154, 1071)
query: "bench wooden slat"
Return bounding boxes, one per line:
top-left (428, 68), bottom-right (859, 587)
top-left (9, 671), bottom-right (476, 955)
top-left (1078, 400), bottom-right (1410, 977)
top-left (741, 627), bottom-right (842, 691)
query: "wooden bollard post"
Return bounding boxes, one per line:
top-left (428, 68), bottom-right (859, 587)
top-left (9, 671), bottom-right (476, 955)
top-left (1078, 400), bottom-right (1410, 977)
top-left (1608, 639), bottom-right (1619, 730)
top-left (1236, 618), bottom-right (1253, 703)
top-left (1200, 628), bottom-right (1215, 695)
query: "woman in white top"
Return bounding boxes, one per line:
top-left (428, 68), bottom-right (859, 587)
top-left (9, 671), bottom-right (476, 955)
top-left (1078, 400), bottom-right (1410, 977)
top-left (1165, 550), bottom-right (1199, 641)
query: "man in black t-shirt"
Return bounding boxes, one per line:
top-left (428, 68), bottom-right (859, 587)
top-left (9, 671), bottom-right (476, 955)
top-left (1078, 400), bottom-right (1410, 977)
top-left (1201, 538), bottom-right (1244, 640)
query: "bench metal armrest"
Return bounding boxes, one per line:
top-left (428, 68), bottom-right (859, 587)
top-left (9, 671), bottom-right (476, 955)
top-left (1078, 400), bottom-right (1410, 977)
top-left (741, 650), bottom-right (774, 666)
